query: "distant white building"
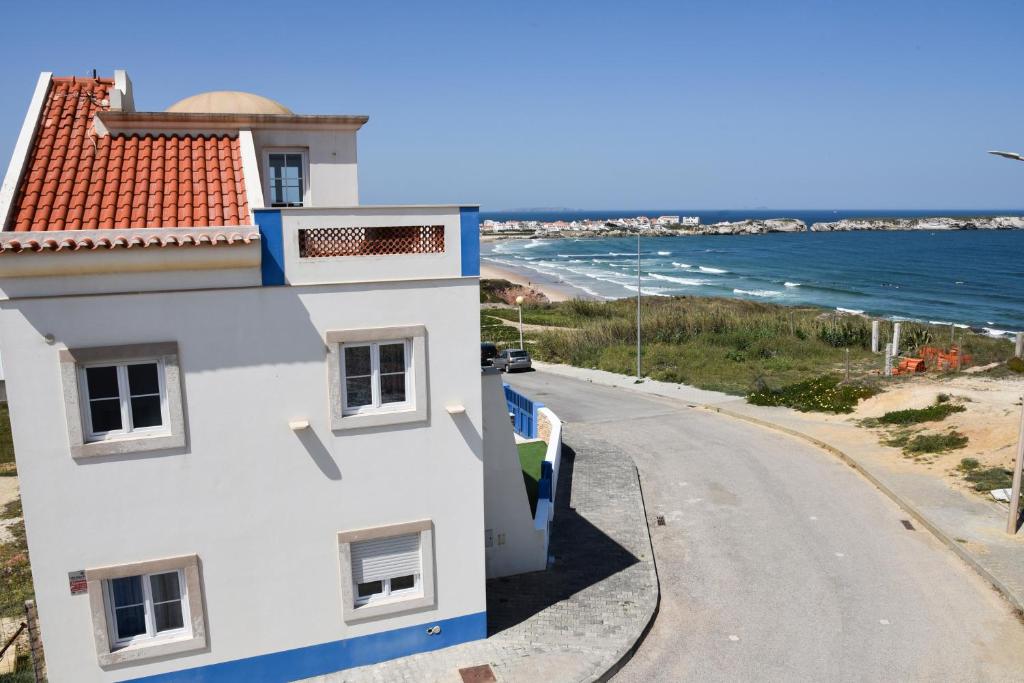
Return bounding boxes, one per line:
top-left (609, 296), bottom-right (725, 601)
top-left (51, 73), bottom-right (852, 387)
top-left (0, 70), bottom-right (546, 681)
top-left (655, 215), bottom-right (680, 225)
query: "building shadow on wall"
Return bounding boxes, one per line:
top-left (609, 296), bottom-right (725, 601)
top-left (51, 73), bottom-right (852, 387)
top-left (485, 444), bottom-right (639, 636)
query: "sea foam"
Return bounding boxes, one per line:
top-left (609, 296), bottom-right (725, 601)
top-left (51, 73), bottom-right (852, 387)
top-left (699, 266), bottom-right (728, 274)
top-left (734, 288), bottom-right (780, 297)
top-left (649, 273), bottom-right (706, 286)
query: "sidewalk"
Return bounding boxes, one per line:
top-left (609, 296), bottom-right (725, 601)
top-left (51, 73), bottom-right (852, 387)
top-left (307, 434), bottom-right (658, 682)
top-left (533, 361), bottom-right (1024, 614)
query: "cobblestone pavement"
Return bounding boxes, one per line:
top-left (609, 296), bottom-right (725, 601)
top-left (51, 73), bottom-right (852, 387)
top-left (309, 435), bottom-right (658, 683)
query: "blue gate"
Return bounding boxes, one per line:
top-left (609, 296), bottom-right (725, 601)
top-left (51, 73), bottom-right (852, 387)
top-left (504, 384), bottom-right (544, 438)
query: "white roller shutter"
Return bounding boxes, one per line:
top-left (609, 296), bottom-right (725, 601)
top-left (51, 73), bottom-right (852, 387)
top-left (351, 533), bottom-right (421, 584)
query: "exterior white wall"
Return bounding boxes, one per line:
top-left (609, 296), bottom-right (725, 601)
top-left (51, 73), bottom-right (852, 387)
top-left (0, 278), bottom-right (485, 681)
top-left (481, 370), bottom-right (546, 578)
top-left (252, 129), bottom-right (359, 207)
top-left (281, 206), bottom-right (465, 286)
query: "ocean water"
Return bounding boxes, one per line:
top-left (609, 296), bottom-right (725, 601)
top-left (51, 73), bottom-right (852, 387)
top-left (482, 230), bottom-right (1024, 335)
top-left (481, 208), bottom-right (1024, 225)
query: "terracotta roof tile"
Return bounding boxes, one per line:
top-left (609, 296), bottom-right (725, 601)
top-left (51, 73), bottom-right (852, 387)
top-left (8, 76), bottom-right (250, 233)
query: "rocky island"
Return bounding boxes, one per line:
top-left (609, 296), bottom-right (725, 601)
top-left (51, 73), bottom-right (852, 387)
top-left (810, 216), bottom-right (1024, 231)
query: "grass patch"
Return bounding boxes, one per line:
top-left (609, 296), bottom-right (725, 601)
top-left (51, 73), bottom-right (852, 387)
top-left (0, 515), bottom-right (32, 620)
top-left (747, 374), bottom-right (879, 413)
top-left (0, 656), bottom-right (35, 683)
top-left (517, 441), bottom-right (547, 517)
top-left (0, 404), bottom-right (13, 467)
top-left (871, 399), bottom-right (966, 426)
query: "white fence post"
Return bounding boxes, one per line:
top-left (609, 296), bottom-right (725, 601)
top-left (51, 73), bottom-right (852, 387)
top-left (884, 343), bottom-right (893, 377)
top-left (871, 320), bottom-right (880, 354)
top-left (892, 322), bottom-right (902, 357)
top-left (1016, 331), bottom-right (1023, 359)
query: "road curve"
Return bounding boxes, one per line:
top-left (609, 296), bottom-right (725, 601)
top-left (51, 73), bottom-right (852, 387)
top-left (506, 369), bottom-right (1024, 682)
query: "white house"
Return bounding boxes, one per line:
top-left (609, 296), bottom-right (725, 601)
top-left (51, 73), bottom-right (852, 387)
top-left (0, 71), bottom-right (508, 681)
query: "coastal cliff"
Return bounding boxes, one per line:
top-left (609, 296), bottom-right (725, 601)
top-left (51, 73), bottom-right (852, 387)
top-left (810, 216), bottom-right (1024, 232)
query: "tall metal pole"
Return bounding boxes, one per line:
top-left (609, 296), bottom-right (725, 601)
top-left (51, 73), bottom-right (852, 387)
top-left (1007, 397), bottom-right (1024, 534)
top-left (515, 295), bottom-right (525, 350)
top-left (636, 231), bottom-right (642, 381)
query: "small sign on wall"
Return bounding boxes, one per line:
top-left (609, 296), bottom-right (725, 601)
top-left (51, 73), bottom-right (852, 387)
top-left (68, 570), bottom-right (87, 595)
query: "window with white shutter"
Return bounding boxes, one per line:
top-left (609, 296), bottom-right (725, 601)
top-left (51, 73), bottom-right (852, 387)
top-left (350, 533), bottom-right (422, 606)
top-left (337, 520), bottom-right (435, 622)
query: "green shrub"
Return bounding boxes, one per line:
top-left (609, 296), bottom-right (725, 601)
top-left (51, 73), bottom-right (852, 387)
top-left (902, 431), bottom-right (969, 454)
top-left (963, 466), bottom-right (1013, 492)
top-left (816, 318), bottom-right (871, 348)
top-left (875, 401), bottom-right (965, 425)
top-left (748, 374), bottom-right (879, 413)
top-left (958, 457), bottom-right (980, 472)
top-left (1008, 357), bottom-right (1024, 373)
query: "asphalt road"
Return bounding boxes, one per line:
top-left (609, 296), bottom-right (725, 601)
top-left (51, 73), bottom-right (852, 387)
top-left (505, 369), bottom-right (1024, 682)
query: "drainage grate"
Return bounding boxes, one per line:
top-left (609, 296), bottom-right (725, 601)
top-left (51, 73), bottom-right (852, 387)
top-left (656, 515), bottom-right (666, 526)
top-left (459, 664), bottom-right (497, 683)
top-left (900, 519), bottom-right (915, 530)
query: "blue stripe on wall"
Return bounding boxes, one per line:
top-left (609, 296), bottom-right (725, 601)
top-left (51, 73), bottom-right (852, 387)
top-left (254, 209), bottom-right (285, 286)
top-left (459, 207), bottom-right (481, 277)
top-left (124, 611), bottom-right (487, 683)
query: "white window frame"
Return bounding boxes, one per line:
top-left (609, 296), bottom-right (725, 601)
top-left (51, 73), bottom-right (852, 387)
top-left (103, 569), bottom-right (191, 650)
top-left (79, 359), bottom-right (170, 442)
top-left (86, 554), bottom-right (207, 667)
top-left (338, 520), bottom-right (436, 623)
top-left (264, 148), bottom-right (309, 208)
top-left (59, 342), bottom-right (188, 459)
top-left (341, 339), bottom-right (412, 416)
top-left (326, 325), bottom-right (429, 431)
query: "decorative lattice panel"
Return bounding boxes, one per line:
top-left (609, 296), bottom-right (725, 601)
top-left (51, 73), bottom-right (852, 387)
top-left (298, 226), bottom-right (445, 258)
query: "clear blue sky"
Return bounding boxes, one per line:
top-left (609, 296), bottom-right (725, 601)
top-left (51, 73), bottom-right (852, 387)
top-left (1, 1), bottom-right (1022, 211)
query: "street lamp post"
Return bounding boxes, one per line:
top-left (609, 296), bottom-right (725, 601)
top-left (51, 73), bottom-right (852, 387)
top-left (988, 149), bottom-right (1023, 533)
top-left (515, 295), bottom-right (525, 350)
top-left (636, 230), bottom-right (642, 382)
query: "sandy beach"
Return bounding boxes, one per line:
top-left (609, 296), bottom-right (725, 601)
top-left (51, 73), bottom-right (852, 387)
top-left (480, 261), bottom-right (593, 302)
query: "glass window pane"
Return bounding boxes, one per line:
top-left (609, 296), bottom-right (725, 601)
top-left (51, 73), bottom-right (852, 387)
top-left (115, 605), bottom-right (147, 639)
top-left (86, 366), bottom-right (119, 399)
top-left (269, 154), bottom-right (284, 176)
top-left (344, 346), bottom-right (371, 377)
top-left (380, 374), bottom-right (406, 404)
top-left (149, 572), bottom-right (181, 603)
top-left (390, 574), bottom-right (416, 591)
top-left (90, 398), bottom-right (123, 433)
top-left (153, 601), bottom-right (184, 632)
top-left (130, 396), bottom-right (163, 428)
top-left (110, 576), bottom-right (144, 607)
top-left (357, 580), bottom-right (383, 598)
top-left (346, 377), bottom-right (372, 408)
top-left (282, 185), bottom-right (301, 205)
top-left (379, 343), bottom-right (406, 374)
top-left (127, 363), bottom-right (159, 396)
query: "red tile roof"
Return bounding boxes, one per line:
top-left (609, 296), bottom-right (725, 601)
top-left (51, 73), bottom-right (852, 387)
top-left (8, 76), bottom-right (250, 233)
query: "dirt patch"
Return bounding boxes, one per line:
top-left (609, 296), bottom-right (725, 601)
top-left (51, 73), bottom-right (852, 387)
top-left (853, 374), bottom-right (1024, 492)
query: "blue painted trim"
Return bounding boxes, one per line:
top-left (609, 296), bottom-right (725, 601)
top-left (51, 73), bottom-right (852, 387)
top-left (254, 208), bottom-right (285, 286)
top-left (459, 206), bottom-right (480, 277)
top-left (504, 384), bottom-right (542, 438)
top-left (539, 461), bottom-right (553, 501)
top-left (124, 611), bottom-right (487, 683)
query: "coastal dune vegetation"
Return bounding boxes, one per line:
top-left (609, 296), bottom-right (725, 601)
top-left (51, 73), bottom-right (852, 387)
top-left (481, 286), bottom-right (1013, 399)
